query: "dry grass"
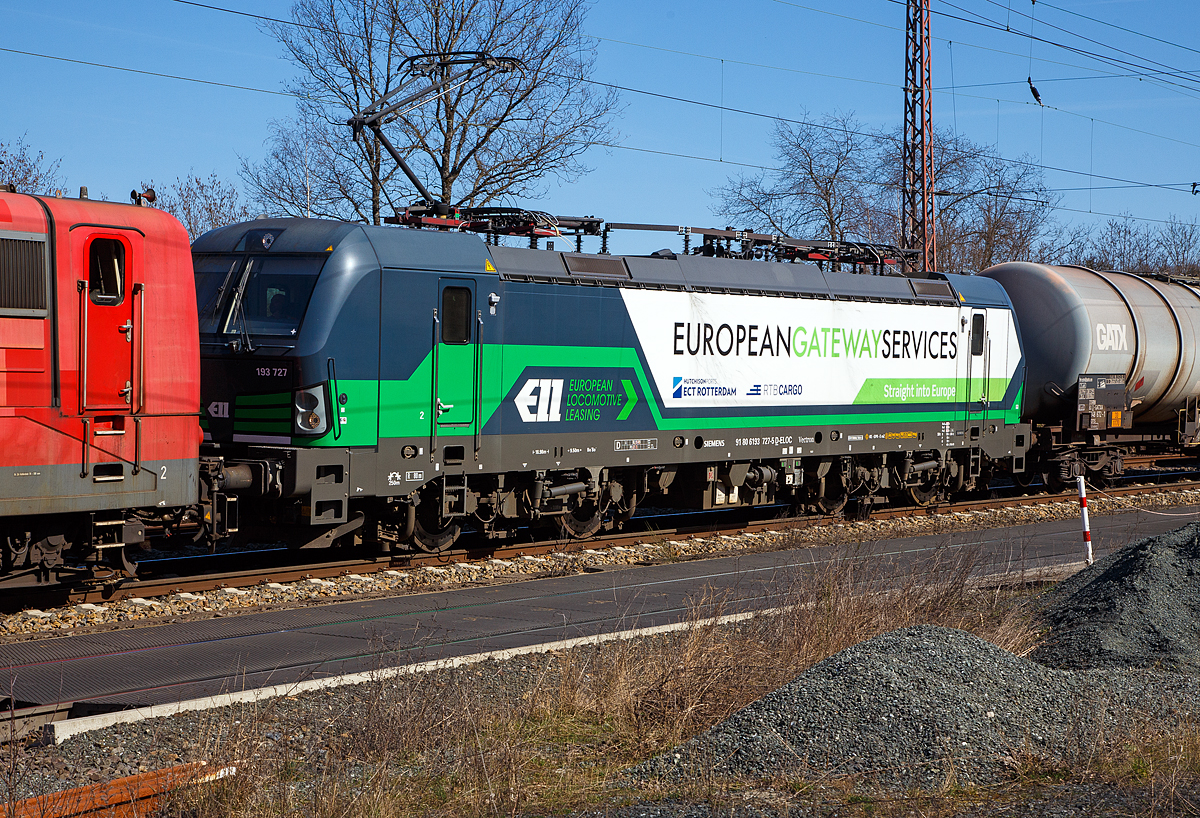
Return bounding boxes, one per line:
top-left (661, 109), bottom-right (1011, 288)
top-left (159, 544), bottom-right (1191, 818)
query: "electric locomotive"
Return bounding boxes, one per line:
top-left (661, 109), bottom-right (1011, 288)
top-left (194, 216), bottom-right (1032, 553)
top-left (0, 189), bottom-right (204, 581)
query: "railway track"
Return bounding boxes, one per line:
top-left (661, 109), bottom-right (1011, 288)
top-left (4, 473), bottom-right (1197, 613)
top-left (1, 480), bottom-right (1194, 754)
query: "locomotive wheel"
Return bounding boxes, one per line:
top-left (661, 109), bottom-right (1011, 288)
top-left (4, 535), bottom-right (29, 572)
top-left (816, 472), bottom-right (849, 514)
top-left (908, 479), bottom-right (942, 506)
top-left (412, 510), bottom-right (461, 553)
top-left (816, 491), bottom-right (848, 515)
top-left (559, 500), bottom-right (605, 539)
top-left (1012, 470), bottom-right (1037, 493)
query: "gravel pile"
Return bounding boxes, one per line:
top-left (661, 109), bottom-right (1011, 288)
top-left (633, 625), bottom-right (1200, 791)
top-left (1031, 521), bottom-right (1200, 674)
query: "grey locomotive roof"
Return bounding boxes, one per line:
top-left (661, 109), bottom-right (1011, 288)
top-left (946, 273), bottom-right (1011, 307)
top-left (364, 224), bottom-right (496, 274)
top-left (192, 218), bottom-right (357, 255)
top-left (191, 218), bottom-right (1008, 309)
top-left (193, 219), bottom-right (495, 276)
top-left (489, 244), bottom-right (982, 305)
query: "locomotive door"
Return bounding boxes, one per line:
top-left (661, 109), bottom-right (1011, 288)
top-left (431, 278), bottom-right (480, 458)
top-left (76, 230), bottom-right (140, 413)
top-left (963, 310), bottom-right (988, 426)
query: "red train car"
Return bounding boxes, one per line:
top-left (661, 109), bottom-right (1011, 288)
top-left (0, 190), bottom-right (201, 580)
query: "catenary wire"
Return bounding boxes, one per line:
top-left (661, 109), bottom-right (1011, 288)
top-left (1036, 0), bottom-right (1200, 61)
top-left (1, 39), bottom-right (1192, 197)
top-left (975, 0), bottom-right (1200, 81)
top-left (163, 0), bottom-right (1200, 153)
top-left (770, 0), bottom-right (1200, 101)
top-left (895, 0), bottom-right (1200, 96)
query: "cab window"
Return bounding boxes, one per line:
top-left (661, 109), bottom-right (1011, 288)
top-left (88, 238), bottom-right (125, 305)
top-left (970, 314), bottom-right (985, 356)
top-left (441, 287), bottom-right (472, 344)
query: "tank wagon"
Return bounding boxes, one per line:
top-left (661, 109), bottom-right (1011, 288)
top-left (195, 218), bottom-right (1031, 552)
top-left (984, 261), bottom-right (1200, 488)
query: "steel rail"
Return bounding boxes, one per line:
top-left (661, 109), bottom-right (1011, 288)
top-left (2, 476), bottom-right (1197, 612)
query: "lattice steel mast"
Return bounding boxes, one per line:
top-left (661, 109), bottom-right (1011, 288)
top-left (902, 0), bottom-right (937, 275)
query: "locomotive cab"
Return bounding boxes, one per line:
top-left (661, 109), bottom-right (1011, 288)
top-left (194, 220), bottom-right (373, 535)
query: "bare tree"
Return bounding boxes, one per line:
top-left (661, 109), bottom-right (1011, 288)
top-left (0, 135), bottom-right (64, 194)
top-left (145, 171), bottom-right (255, 241)
top-left (716, 119), bottom-right (1062, 274)
top-left (713, 112), bottom-right (878, 251)
top-left (939, 155), bottom-right (1056, 272)
top-left (1078, 214), bottom-right (1161, 272)
top-left (1156, 214), bottom-right (1200, 277)
top-left (874, 128), bottom-right (1058, 273)
top-left (1033, 220), bottom-right (1093, 266)
top-left (242, 0), bottom-right (619, 224)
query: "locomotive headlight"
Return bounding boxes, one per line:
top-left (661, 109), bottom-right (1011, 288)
top-left (293, 385), bottom-right (328, 435)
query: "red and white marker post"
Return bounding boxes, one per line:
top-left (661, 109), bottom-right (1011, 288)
top-left (1077, 476), bottom-right (1093, 565)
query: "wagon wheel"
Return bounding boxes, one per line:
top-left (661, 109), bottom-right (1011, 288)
top-left (559, 499), bottom-right (605, 540)
top-left (1085, 465), bottom-right (1115, 489)
top-left (1041, 470), bottom-right (1067, 495)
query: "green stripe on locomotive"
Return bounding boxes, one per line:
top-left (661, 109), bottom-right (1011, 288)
top-left (294, 343), bottom-right (1025, 447)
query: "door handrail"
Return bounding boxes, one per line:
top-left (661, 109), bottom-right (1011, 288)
top-left (77, 280), bottom-right (88, 414)
top-left (327, 356), bottom-right (341, 440)
top-left (133, 282), bottom-right (145, 413)
top-left (80, 417), bottom-right (90, 477)
top-left (474, 310), bottom-right (483, 458)
top-left (430, 307), bottom-right (439, 462)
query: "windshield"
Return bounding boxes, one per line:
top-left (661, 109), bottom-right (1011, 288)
top-left (231, 256), bottom-right (324, 337)
top-left (194, 254), bottom-right (243, 334)
top-left (194, 253), bottom-right (325, 339)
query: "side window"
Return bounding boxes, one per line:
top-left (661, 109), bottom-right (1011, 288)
top-left (88, 238), bottom-right (126, 305)
top-left (970, 313), bottom-right (985, 356)
top-left (441, 287), bottom-right (472, 344)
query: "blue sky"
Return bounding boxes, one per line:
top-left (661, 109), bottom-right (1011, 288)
top-left (4, 0), bottom-right (1198, 255)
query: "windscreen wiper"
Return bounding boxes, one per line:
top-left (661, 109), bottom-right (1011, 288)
top-left (226, 262), bottom-right (255, 353)
top-left (201, 259), bottom-right (241, 324)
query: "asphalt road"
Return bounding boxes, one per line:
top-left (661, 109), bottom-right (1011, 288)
top-left (1, 505), bottom-right (1193, 710)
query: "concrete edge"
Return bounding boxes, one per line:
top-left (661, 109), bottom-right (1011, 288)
top-left (51, 608), bottom-right (768, 744)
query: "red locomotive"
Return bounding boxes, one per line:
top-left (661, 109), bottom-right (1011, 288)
top-left (0, 189), bottom-right (201, 580)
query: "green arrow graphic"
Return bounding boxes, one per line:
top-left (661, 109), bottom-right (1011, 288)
top-left (615, 379), bottom-right (638, 421)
